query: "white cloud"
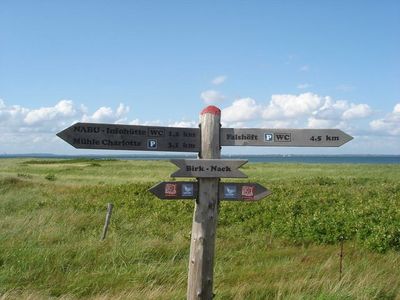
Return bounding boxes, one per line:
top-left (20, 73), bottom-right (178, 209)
top-left (394, 103), bottom-right (400, 114)
top-left (262, 93), bottom-right (322, 119)
top-left (370, 103), bottom-right (400, 135)
top-left (82, 103), bottom-right (130, 123)
top-left (222, 98), bottom-right (262, 123)
top-left (129, 119), bottom-right (162, 126)
top-left (200, 90), bottom-right (225, 104)
top-left (260, 120), bottom-right (298, 129)
top-left (24, 100), bottom-right (77, 125)
top-left (297, 83), bottom-right (312, 89)
top-left (87, 107), bottom-right (113, 122)
top-left (212, 75), bottom-right (227, 85)
top-left (1, 96), bottom-right (396, 154)
top-left (312, 99), bottom-right (372, 121)
top-left (0, 99), bottom-right (132, 136)
top-left (307, 117), bottom-right (337, 129)
top-left (169, 120), bottom-right (197, 128)
top-left (116, 103), bottom-right (130, 117)
top-left (313, 98), bottom-right (348, 120)
top-left (220, 93), bottom-right (373, 131)
top-left (342, 104), bottom-right (372, 120)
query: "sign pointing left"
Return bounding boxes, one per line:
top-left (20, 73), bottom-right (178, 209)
top-left (57, 122), bottom-right (200, 152)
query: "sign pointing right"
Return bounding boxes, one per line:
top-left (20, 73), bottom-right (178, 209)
top-left (220, 183), bottom-right (271, 201)
top-left (221, 128), bottom-right (353, 147)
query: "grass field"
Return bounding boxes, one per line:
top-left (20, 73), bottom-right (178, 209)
top-left (0, 158), bottom-right (399, 299)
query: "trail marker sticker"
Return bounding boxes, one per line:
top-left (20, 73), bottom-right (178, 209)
top-left (164, 183), bottom-right (177, 197)
top-left (224, 185), bottom-right (237, 199)
top-left (241, 185), bottom-right (255, 200)
top-left (181, 183), bottom-right (194, 197)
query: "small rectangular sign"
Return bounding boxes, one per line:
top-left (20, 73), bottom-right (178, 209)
top-left (57, 122), bottom-right (200, 152)
top-left (170, 159), bottom-right (248, 178)
top-left (220, 128), bottom-right (353, 147)
top-left (223, 184), bottom-right (238, 199)
top-left (164, 183), bottom-right (178, 197)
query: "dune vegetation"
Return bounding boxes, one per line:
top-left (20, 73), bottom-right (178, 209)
top-left (0, 158), bottom-right (399, 299)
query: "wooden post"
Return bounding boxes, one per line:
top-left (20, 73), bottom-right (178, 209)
top-left (187, 106), bottom-right (221, 300)
top-left (339, 237), bottom-right (344, 281)
top-left (101, 203), bottom-right (113, 240)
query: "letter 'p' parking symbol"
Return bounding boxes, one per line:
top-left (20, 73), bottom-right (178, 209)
top-left (264, 133), bottom-right (273, 142)
top-left (147, 139), bottom-right (157, 149)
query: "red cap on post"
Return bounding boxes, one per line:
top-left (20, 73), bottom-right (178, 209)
top-left (200, 105), bottom-right (221, 115)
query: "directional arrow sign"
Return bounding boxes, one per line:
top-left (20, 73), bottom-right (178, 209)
top-left (221, 128), bottom-right (353, 147)
top-left (149, 181), bottom-right (271, 201)
top-left (170, 159), bottom-right (248, 178)
top-left (149, 181), bottom-right (198, 199)
top-left (57, 122), bottom-right (200, 152)
top-left (220, 182), bottom-right (271, 201)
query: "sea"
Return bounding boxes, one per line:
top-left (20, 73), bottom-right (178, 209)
top-left (1, 154), bottom-right (400, 164)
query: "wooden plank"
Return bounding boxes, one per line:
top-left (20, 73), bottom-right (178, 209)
top-left (219, 183), bottom-right (271, 201)
top-left (187, 106), bottom-right (221, 300)
top-left (149, 181), bottom-right (198, 199)
top-left (57, 122), bottom-right (200, 152)
top-left (170, 159), bottom-right (248, 178)
top-left (220, 128), bottom-right (353, 147)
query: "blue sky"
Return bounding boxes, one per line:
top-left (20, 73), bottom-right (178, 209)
top-left (1, 1), bottom-right (399, 155)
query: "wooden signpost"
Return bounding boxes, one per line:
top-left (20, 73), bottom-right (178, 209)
top-left (57, 105), bottom-right (353, 300)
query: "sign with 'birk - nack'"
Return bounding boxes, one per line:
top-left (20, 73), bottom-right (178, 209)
top-left (170, 159), bottom-right (248, 178)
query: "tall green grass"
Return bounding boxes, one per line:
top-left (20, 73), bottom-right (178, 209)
top-left (0, 159), bottom-right (399, 299)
